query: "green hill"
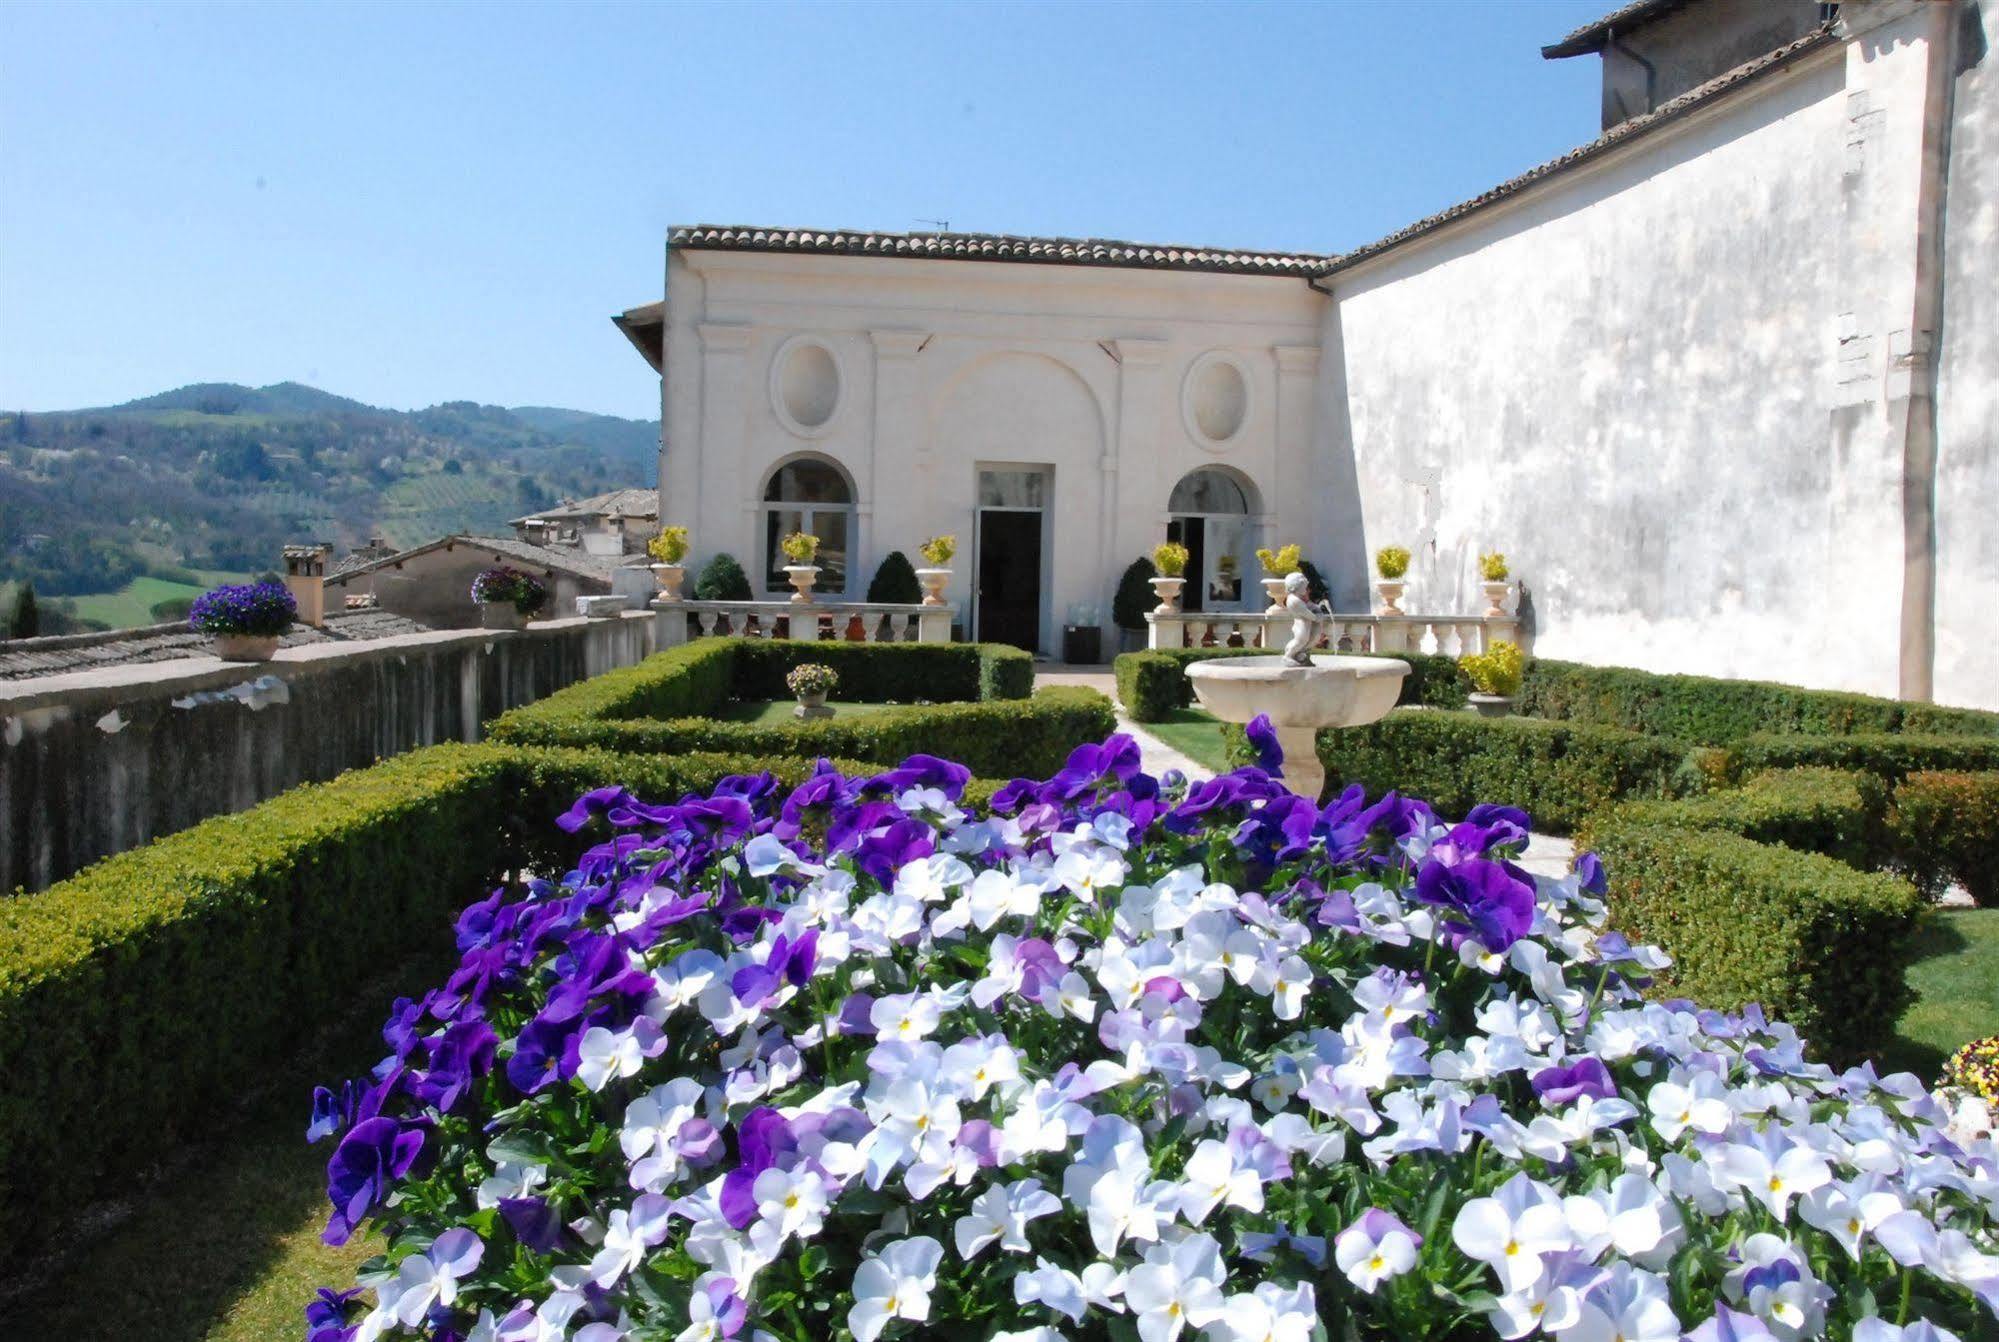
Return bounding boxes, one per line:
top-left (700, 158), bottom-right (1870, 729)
top-left (0, 384), bottom-right (655, 611)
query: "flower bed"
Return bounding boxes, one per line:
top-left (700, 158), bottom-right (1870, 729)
top-left (305, 732), bottom-right (1999, 1341)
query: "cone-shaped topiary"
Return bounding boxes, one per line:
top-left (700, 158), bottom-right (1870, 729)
top-left (1113, 556), bottom-right (1158, 631)
top-left (1298, 558), bottom-right (1330, 605)
top-left (866, 550), bottom-right (922, 604)
top-left (693, 551), bottom-right (753, 601)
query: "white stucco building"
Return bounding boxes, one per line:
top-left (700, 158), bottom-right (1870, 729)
top-left (617, 0), bottom-right (1998, 709)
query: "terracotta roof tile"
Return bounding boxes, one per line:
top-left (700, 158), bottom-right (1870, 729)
top-left (669, 226), bottom-right (1332, 278)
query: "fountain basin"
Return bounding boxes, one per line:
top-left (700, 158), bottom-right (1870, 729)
top-left (1185, 654), bottom-right (1409, 800)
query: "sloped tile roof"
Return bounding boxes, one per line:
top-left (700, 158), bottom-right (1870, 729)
top-left (1322, 25), bottom-right (1839, 276)
top-left (669, 226), bottom-right (1332, 278)
top-left (1542, 0), bottom-right (1694, 58)
top-left (0, 609), bottom-right (432, 681)
top-left (511, 487), bottom-right (658, 525)
top-left (327, 534), bottom-right (633, 586)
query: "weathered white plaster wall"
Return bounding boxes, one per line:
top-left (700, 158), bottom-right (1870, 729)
top-left (660, 252), bottom-right (1322, 652)
top-left (1935, 0), bottom-right (1999, 709)
top-left (1324, 42), bottom-right (1930, 697)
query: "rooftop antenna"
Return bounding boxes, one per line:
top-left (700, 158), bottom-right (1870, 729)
top-left (915, 217), bottom-right (951, 233)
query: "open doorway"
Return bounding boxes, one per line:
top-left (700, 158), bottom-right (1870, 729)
top-left (973, 466), bottom-right (1049, 651)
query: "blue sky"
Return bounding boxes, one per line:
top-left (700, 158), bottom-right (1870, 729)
top-left (1, 0), bottom-right (1610, 421)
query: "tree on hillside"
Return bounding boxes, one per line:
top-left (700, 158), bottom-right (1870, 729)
top-left (9, 583), bottom-right (39, 639)
top-left (10, 411), bottom-right (25, 441)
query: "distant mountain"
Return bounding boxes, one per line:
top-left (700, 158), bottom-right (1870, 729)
top-left (0, 383), bottom-right (657, 599)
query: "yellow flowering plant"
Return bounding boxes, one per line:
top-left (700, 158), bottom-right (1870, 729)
top-left (919, 535), bottom-right (956, 567)
top-left (779, 532), bottom-right (821, 565)
top-left (1480, 551), bottom-right (1510, 581)
top-left (1460, 639), bottom-right (1524, 697)
top-left (647, 526), bottom-right (689, 565)
top-left (1375, 546), bottom-right (1411, 580)
top-left (1256, 543), bottom-right (1303, 577)
top-left (1152, 541), bottom-right (1190, 577)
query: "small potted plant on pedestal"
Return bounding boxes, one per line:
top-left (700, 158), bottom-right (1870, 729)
top-left (786, 661), bottom-right (838, 720)
top-left (1460, 638), bottom-right (1524, 717)
top-left (189, 580), bottom-right (297, 661)
top-left (915, 534), bottom-right (955, 606)
top-left (779, 532), bottom-right (821, 604)
top-left (1256, 543), bottom-right (1303, 612)
top-left (1479, 550), bottom-right (1512, 617)
top-left (471, 566), bottom-right (547, 630)
top-left (647, 525), bottom-right (689, 601)
top-left (1375, 544), bottom-right (1410, 615)
top-left (1150, 541), bottom-right (1189, 613)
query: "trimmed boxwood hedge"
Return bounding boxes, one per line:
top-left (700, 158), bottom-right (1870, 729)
top-left (1113, 647), bottom-right (1468, 723)
top-left (1589, 822), bottom-right (1924, 1065)
top-left (0, 741), bottom-right (986, 1267)
top-left (1295, 708), bottom-right (1687, 834)
top-left (1519, 658), bottom-right (1999, 746)
top-left (1726, 731), bottom-right (1999, 783)
top-left (1577, 768), bottom-right (1892, 872)
top-left (494, 687), bottom-right (1115, 782)
top-left (1892, 771), bottom-right (1999, 907)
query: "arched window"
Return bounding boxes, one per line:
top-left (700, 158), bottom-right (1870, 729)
top-left (1166, 467), bottom-right (1258, 614)
top-left (762, 456), bottom-right (855, 595)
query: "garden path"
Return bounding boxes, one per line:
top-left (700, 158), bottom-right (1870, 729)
top-left (1032, 664), bottom-right (1576, 880)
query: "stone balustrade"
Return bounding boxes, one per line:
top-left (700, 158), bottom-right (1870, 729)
top-left (655, 600), bottom-right (955, 646)
top-left (1145, 608), bottom-right (1518, 657)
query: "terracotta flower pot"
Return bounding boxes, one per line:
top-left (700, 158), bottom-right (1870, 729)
top-left (784, 565), bottom-right (820, 605)
top-left (1149, 576), bottom-right (1186, 615)
top-left (481, 602), bottom-right (528, 631)
top-left (212, 633), bottom-right (279, 662)
top-left (651, 563), bottom-right (686, 602)
top-left (915, 568), bottom-right (951, 607)
top-left (1376, 579), bottom-right (1406, 615)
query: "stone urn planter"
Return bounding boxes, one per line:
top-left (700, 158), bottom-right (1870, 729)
top-left (784, 565), bottom-right (820, 605)
top-left (1149, 576), bottom-right (1186, 614)
top-left (1376, 579), bottom-right (1406, 615)
top-left (915, 567), bottom-right (952, 607)
top-left (213, 633), bottom-right (280, 662)
top-left (1469, 692), bottom-right (1515, 719)
top-left (651, 563), bottom-right (686, 602)
top-left (1261, 576), bottom-right (1288, 613)
top-left (481, 602), bottom-right (529, 631)
top-left (794, 690), bottom-right (833, 720)
top-left (1482, 579), bottom-right (1511, 618)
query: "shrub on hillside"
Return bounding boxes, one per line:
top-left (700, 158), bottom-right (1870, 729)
top-left (694, 551), bottom-right (754, 601)
top-left (1892, 770), bottom-right (1999, 906)
top-left (865, 550), bottom-right (922, 604)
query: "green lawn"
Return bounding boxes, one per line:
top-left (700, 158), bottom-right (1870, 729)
top-left (67, 570), bottom-right (250, 631)
top-left (714, 699), bottom-right (894, 725)
top-left (1141, 706), bottom-right (1235, 776)
top-left (1883, 907), bottom-right (1999, 1079)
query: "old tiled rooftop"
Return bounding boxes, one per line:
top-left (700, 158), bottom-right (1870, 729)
top-left (668, 226), bottom-right (1334, 278)
top-left (0, 609), bottom-right (433, 681)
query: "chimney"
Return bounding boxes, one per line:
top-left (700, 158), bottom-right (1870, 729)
top-left (282, 542), bottom-right (333, 627)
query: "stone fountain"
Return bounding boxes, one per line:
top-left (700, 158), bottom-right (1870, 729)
top-left (1185, 572), bottom-right (1409, 800)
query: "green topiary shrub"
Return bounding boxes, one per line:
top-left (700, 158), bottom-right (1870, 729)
top-left (495, 687), bottom-right (1113, 781)
top-left (1727, 731), bottom-right (1999, 784)
top-left (1891, 770), bottom-right (1999, 906)
top-left (865, 551), bottom-right (922, 605)
top-left (1296, 558), bottom-right (1330, 604)
top-left (1113, 648), bottom-right (1467, 723)
top-left (693, 551), bottom-right (754, 601)
top-left (1578, 768), bottom-right (1892, 872)
top-left (1517, 659), bottom-right (1999, 745)
top-left (1112, 557), bottom-right (1157, 632)
top-left (1299, 707), bottom-right (1687, 834)
top-left (1590, 822), bottom-right (1924, 1065)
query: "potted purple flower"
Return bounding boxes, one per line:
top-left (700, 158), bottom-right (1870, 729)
top-left (471, 566), bottom-right (547, 630)
top-left (188, 581), bottom-right (297, 661)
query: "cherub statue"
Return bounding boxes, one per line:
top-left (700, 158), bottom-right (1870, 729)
top-left (1281, 570), bottom-right (1331, 665)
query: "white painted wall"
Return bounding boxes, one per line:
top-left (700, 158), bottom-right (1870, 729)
top-left (659, 252), bottom-right (1322, 653)
top-left (1935, 0), bottom-right (1999, 709)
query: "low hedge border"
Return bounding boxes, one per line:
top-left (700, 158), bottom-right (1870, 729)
top-left (1727, 731), bottom-right (1999, 783)
top-left (1114, 647), bottom-right (1468, 723)
top-left (1519, 658), bottom-right (1999, 746)
top-left (1588, 821), bottom-right (1925, 1065)
top-left (1577, 768), bottom-right (1893, 872)
top-left (1267, 707), bottom-right (1687, 834)
top-left (493, 686), bottom-right (1116, 784)
top-left (1892, 771), bottom-right (1999, 907)
top-left (0, 740), bottom-right (1007, 1267)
